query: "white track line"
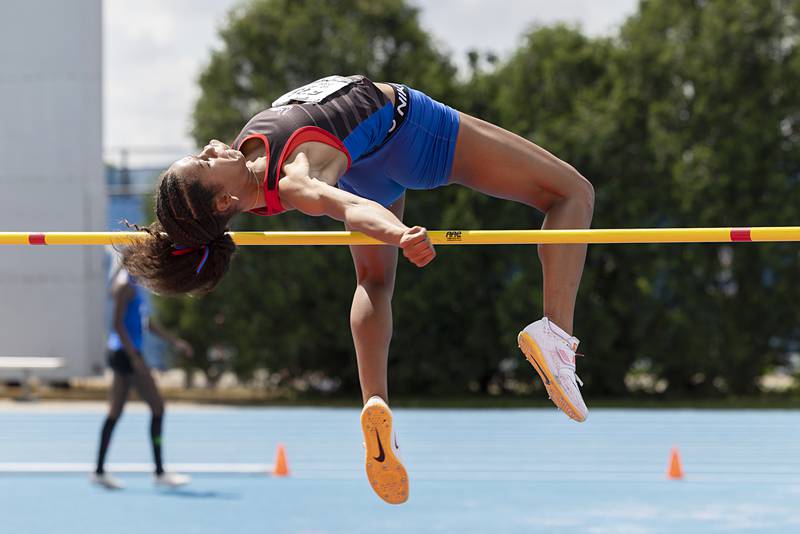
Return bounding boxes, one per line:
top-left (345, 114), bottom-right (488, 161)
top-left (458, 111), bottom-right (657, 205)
top-left (0, 462), bottom-right (273, 474)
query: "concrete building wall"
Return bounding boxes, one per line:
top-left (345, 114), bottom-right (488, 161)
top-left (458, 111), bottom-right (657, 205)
top-left (0, 0), bottom-right (105, 378)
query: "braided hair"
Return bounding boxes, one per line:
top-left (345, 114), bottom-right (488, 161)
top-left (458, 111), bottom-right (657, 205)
top-left (122, 169), bottom-right (236, 295)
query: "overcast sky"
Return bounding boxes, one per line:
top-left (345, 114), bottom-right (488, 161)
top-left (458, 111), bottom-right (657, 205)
top-left (103, 0), bottom-right (639, 166)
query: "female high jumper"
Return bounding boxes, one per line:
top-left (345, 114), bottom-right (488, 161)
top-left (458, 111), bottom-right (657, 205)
top-left (123, 75), bottom-right (594, 504)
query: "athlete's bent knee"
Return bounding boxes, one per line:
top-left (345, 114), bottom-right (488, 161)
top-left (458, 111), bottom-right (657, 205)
top-left (576, 177), bottom-right (595, 215)
top-left (357, 278), bottom-right (395, 302)
top-left (544, 174), bottom-right (594, 228)
top-left (354, 263), bottom-right (396, 289)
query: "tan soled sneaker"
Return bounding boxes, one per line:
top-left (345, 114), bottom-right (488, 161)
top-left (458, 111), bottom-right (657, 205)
top-left (518, 317), bottom-right (588, 422)
top-left (360, 395), bottom-right (408, 504)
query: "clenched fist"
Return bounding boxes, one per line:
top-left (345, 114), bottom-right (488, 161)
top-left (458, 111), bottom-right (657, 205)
top-left (399, 226), bottom-right (436, 267)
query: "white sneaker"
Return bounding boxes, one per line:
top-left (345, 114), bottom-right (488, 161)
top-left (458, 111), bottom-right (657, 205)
top-left (154, 472), bottom-right (191, 488)
top-left (360, 396), bottom-right (408, 504)
top-left (90, 472), bottom-right (125, 490)
top-left (518, 317), bottom-right (588, 422)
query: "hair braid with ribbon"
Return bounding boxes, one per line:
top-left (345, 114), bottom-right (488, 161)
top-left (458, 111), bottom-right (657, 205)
top-left (121, 169), bottom-right (237, 295)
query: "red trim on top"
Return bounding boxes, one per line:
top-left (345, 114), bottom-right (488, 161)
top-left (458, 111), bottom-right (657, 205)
top-left (276, 125), bottom-right (352, 182)
top-left (28, 233), bottom-right (46, 245)
top-left (236, 127), bottom-right (351, 217)
top-left (236, 133), bottom-right (275, 216)
top-left (730, 228), bottom-right (752, 242)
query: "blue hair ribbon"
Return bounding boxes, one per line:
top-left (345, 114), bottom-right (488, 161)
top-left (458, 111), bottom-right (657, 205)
top-left (172, 244), bottom-right (210, 274)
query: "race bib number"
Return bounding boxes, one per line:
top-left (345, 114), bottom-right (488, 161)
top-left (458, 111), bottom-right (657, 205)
top-left (272, 76), bottom-right (354, 107)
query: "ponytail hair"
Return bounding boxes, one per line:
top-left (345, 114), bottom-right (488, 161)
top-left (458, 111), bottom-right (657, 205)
top-left (122, 169), bottom-right (236, 295)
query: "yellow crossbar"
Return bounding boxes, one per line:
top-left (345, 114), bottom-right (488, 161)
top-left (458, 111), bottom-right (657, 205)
top-left (1, 227), bottom-right (800, 246)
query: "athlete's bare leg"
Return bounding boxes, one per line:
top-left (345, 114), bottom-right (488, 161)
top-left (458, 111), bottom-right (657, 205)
top-left (449, 113), bottom-right (594, 334)
top-left (347, 196), bottom-right (404, 403)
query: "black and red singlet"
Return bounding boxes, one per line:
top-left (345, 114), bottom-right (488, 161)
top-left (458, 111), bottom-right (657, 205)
top-left (233, 75), bottom-right (396, 215)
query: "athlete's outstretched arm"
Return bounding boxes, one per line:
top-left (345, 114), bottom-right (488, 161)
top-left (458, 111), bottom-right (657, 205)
top-left (279, 152), bottom-right (435, 267)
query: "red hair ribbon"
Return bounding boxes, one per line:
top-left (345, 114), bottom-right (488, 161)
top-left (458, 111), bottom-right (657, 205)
top-left (172, 245), bottom-right (210, 274)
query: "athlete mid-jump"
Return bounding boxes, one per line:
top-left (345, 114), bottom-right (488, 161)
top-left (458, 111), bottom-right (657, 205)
top-left (124, 75), bottom-right (594, 504)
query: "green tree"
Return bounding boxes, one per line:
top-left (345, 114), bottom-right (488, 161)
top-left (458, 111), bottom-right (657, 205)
top-left (443, 2), bottom-right (800, 397)
top-left (158, 0), bottom-right (800, 399)
top-left (192, 0), bottom-right (458, 143)
top-left (470, 25), bottom-right (633, 394)
top-left (159, 0), bottom-right (461, 392)
top-left (608, 0), bottom-right (800, 395)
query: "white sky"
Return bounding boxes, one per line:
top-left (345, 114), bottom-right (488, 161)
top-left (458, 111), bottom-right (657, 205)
top-left (103, 0), bottom-right (639, 166)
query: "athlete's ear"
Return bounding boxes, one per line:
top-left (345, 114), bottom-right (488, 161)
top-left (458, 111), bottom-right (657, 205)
top-left (214, 192), bottom-right (238, 214)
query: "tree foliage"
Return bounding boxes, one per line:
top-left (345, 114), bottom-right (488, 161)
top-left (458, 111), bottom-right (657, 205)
top-left (158, 0), bottom-right (800, 398)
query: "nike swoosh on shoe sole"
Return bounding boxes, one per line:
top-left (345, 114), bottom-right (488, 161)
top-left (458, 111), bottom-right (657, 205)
top-left (518, 331), bottom-right (586, 423)
top-left (361, 402), bottom-right (409, 504)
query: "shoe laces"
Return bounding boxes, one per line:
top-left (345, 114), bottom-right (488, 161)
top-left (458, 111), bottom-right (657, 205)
top-left (574, 352), bottom-right (585, 387)
top-left (561, 364), bottom-right (584, 388)
top-left (556, 351), bottom-right (585, 388)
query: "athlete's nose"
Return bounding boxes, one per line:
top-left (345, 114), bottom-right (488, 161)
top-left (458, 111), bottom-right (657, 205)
top-left (201, 144), bottom-right (218, 159)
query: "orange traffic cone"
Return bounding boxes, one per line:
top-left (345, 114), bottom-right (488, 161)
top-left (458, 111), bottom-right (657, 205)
top-left (273, 443), bottom-right (290, 477)
top-left (667, 447), bottom-right (684, 480)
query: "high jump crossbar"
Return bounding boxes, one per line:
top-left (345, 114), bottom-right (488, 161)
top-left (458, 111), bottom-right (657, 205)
top-left (1, 227), bottom-right (800, 246)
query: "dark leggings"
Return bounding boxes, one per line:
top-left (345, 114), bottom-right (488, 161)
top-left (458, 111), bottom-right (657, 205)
top-left (95, 368), bottom-right (166, 475)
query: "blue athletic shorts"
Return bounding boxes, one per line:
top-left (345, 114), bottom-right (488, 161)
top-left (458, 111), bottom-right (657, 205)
top-left (338, 85), bottom-right (460, 207)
